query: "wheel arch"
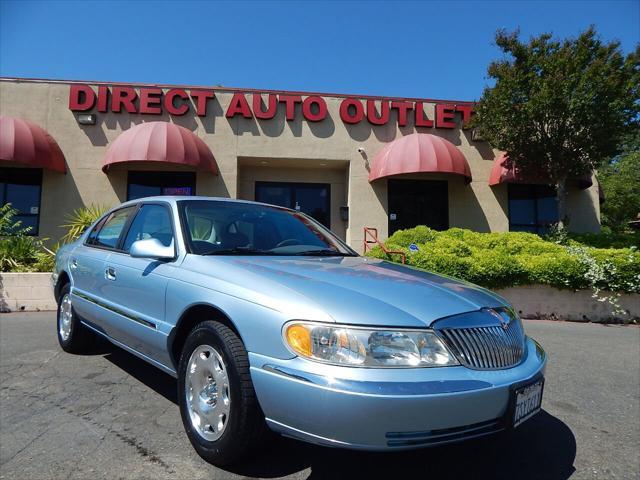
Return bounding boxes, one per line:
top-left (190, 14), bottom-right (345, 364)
top-left (169, 303), bottom-right (243, 370)
top-left (54, 271), bottom-right (71, 301)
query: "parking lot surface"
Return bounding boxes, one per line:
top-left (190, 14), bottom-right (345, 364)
top-left (1, 312), bottom-right (638, 480)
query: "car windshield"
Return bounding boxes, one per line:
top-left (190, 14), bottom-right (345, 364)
top-left (178, 200), bottom-right (357, 257)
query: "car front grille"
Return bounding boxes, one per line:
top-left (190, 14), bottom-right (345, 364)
top-left (436, 313), bottom-right (526, 370)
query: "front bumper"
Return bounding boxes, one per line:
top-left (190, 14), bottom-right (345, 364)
top-left (249, 337), bottom-right (546, 450)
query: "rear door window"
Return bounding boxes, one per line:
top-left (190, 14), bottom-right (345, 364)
top-left (86, 216), bottom-right (108, 245)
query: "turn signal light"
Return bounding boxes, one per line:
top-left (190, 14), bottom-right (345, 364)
top-left (285, 324), bottom-right (312, 357)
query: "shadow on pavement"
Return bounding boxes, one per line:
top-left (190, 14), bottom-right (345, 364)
top-left (103, 344), bottom-right (178, 404)
top-left (102, 344), bottom-right (576, 480)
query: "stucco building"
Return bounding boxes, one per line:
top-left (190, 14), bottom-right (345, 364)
top-left (0, 78), bottom-right (600, 251)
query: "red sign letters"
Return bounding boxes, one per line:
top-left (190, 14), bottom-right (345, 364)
top-left (69, 85), bottom-right (214, 117)
top-left (69, 85), bottom-right (473, 128)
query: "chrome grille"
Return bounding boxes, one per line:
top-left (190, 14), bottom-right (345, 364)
top-left (436, 311), bottom-right (525, 370)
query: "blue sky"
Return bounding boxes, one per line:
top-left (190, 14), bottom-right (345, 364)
top-left (1, 0), bottom-right (638, 101)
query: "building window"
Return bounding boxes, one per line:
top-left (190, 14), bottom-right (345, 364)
top-left (508, 184), bottom-right (558, 234)
top-left (255, 182), bottom-right (331, 228)
top-left (127, 171), bottom-right (196, 201)
top-left (0, 168), bottom-right (43, 235)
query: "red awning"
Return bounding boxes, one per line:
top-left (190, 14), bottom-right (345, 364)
top-left (102, 121), bottom-right (218, 174)
top-left (369, 133), bottom-right (472, 183)
top-left (489, 152), bottom-right (592, 189)
top-left (0, 116), bottom-right (66, 173)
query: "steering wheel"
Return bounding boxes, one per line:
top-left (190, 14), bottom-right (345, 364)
top-left (275, 238), bottom-right (302, 248)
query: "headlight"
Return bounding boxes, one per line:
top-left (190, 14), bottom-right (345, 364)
top-left (283, 322), bottom-right (459, 367)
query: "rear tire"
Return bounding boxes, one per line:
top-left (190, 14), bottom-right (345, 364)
top-left (178, 320), bottom-right (266, 466)
top-left (56, 283), bottom-right (94, 353)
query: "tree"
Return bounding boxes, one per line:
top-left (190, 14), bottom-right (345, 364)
top-left (472, 27), bottom-right (639, 228)
top-left (598, 134), bottom-right (640, 231)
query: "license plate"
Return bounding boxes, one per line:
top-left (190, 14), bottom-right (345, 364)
top-left (513, 379), bottom-right (544, 428)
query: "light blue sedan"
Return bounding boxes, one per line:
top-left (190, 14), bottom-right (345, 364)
top-left (53, 197), bottom-right (546, 465)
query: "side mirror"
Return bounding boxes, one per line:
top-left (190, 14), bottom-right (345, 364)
top-left (130, 238), bottom-right (175, 260)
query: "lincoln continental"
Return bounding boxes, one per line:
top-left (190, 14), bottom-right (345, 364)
top-left (52, 197), bottom-right (546, 465)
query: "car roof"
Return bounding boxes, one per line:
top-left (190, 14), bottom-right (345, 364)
top-left (117, 196), bottom-right (295, 212)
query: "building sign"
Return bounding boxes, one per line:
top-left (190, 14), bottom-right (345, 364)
top-left (69, 85), bottom-right (214, 116)
top-left (69, 84), bottom-right (473, 128)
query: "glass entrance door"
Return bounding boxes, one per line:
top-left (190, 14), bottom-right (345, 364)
top-left (388, 179), bottom-right (448, 234)
top-left (255, 182), bottom-right (331, 228)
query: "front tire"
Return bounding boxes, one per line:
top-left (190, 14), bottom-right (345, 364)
top-left (178, 321), bottom-right (266, 466)
top-left (56, 283), bottom-right (94, 353)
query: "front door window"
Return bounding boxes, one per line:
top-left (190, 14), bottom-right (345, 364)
top-left (255, 182), bottom-right (331, 228)
top-left (122, 204), bottom-right (174, 252)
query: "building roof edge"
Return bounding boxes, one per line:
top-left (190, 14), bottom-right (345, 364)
top-left (0, 76), bottom-right (476, 105)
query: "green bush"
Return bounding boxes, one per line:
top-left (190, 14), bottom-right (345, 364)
top-left (0, 203), bottom-right (30, 236)
top-left (0, 229), bottom-right (53, 273)
top-left (387, 225), bottom-right (439, 246)
top-left (519, 252), bottom-right (588, 290)
top-left (468, 250), bottom-right (529, 289)
top-left (367, 226), bottom-right (640, 294)
top-left (568, 231), bottom-right (640, 249)
top-left (411, 250), bottom-right (474, 280)
top-left (587, 248), bottom-right (640, 292)
top-left (1, 202), bottom-right (110, 273)
top-left (0, 203), bottom-right (55, 273)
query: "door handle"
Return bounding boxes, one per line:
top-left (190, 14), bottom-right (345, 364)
top-left (70, 258), bottom-right (78, 269)
top-left (105, 267), bottom-right (116, 281)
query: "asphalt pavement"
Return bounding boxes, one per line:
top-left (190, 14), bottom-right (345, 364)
top-left (0, 312), bottom-right (638, 480)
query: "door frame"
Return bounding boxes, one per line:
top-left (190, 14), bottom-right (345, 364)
top-left (254, 181), bottom-right (331, 228)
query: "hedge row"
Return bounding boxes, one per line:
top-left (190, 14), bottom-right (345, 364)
top-left (366, 226), bottom-right (640, 293)
top-left (568, 231), bottom-right (640, 249)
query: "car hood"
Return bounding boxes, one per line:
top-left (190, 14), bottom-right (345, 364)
top-left (181, 255), bottom-right (510, 328)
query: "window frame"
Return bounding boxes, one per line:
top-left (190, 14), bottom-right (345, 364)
top-left (84, 205), bottom-right (139, 252)
top-left (0, 167), bottom-right (43, 236)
